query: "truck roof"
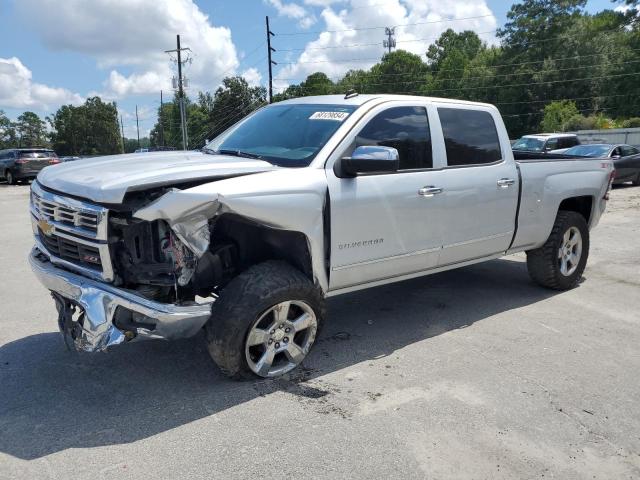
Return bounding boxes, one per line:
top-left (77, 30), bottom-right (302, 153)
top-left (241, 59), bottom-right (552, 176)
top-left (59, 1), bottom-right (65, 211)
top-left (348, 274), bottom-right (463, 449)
top-left (275, 94), bottom-right (495, 109)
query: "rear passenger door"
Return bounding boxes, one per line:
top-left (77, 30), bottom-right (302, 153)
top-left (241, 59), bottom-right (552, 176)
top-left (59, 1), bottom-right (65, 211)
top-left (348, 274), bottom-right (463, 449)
top-left (433, 105), bottom-right (519, 266)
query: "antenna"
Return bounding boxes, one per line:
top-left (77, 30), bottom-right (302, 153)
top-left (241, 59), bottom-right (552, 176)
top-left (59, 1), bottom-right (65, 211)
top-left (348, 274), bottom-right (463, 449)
top-left (383, 27), bottom-right (396, 54)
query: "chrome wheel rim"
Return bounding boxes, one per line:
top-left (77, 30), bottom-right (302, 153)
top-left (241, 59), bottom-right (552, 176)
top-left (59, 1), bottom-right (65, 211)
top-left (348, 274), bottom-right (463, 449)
top-left (245, 300), bottom-right (318, 378)
top-left (558, 226), bottom-right (582, 277)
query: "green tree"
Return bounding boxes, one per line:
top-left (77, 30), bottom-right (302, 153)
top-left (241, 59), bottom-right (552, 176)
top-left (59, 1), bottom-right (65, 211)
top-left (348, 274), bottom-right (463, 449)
top-left (540, 100), bottom-right (580, 131)
top-left (0, 110), bottom-right (18, 149)
top-left (15, 111), bottom-right (48, 147)
top-left (50, 97), bottom-right (121, 155)
top-left (369, 50), bottom-right (428, 94)
top-left (426, 29), bottom-right (484, 70)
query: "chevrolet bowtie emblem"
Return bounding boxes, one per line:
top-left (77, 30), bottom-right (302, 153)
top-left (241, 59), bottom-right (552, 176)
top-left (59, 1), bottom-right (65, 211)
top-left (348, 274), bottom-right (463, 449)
top-left (38, 218), bottom-right (55, 236)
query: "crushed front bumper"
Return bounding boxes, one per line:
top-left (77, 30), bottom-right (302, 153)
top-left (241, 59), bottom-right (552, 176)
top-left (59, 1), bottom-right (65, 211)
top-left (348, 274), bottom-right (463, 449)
top-left (29, 247), bottom-right (213, 352)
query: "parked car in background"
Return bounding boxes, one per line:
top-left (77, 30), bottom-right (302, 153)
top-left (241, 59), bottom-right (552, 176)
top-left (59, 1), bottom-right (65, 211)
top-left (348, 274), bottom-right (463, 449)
top-left (0, 148), bottom-right (59, 185)
top-left (512, 133), bottom-right (580, 154)
top-left (564, 144), bottom-right (640, 185)
top-left (134, 148), bottom-right (150, 153)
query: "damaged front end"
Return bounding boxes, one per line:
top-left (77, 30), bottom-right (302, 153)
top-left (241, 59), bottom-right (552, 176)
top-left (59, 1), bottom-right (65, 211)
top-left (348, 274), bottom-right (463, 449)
top-left (30, 248), bottom-right (213, 352)
top-left (29, 168), bottom-right (328, 353)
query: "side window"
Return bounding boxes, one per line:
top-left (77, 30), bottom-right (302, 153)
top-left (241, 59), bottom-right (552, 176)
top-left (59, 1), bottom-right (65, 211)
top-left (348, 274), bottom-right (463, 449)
top-left (612, 147), bottom-right (622, 157)
top-left (438, 108), bottom-right (502, 166)
top-left (356, 106), bottom-right (432, 170)
top-left (545, 138), bottom-right (559, 151)
top-left (567, 137), bottom-right (579, 148)
top-left (621, 146), bottom-right (637, 157)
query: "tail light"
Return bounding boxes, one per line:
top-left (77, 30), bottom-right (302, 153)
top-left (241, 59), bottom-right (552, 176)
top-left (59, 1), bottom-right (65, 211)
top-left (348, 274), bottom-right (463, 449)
top-left (604, 169), bottom-right (616, 200)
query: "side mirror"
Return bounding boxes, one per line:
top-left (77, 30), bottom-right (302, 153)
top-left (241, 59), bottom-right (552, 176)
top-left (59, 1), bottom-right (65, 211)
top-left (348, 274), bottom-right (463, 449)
top-left (337, 146), bottom-right (400, 177)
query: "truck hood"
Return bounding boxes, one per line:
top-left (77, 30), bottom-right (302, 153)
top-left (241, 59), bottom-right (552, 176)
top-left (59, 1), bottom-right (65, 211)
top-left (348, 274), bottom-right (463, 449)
top-left (36, 151), bottom-right (278, 204)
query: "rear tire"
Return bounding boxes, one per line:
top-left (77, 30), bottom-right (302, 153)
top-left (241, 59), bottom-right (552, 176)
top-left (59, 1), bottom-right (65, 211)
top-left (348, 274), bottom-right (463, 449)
top-left (5, 170), bottom-right (15, 185)
top-left (632, 173), bottom-right (640, 186)
top-left (526, 211), bottom-right (589, 290)
top-left (205, 261), bottom-right (325, 379)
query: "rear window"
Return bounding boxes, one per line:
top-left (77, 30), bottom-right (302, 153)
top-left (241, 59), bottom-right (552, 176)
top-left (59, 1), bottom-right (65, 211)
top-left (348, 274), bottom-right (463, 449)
top-left (438, 108), bottom-right (502, 166)
top-left (558, 137), bottom-right (579, 149)
top-left (19, 151), bottom-right (55, 159)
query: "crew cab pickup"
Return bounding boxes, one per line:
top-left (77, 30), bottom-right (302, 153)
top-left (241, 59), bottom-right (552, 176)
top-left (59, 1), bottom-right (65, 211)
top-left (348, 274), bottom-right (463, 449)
top-left (29, 95), bottom-right (614, 378)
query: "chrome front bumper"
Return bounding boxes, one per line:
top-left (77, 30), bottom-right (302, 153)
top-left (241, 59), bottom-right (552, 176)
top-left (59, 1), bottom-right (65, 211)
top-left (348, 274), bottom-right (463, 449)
top-left (29, 247), bottom-right (213, 352)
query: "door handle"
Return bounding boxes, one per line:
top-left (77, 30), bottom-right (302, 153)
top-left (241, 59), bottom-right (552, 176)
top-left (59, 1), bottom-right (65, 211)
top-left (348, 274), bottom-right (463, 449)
top-left (418, 186), bottom-right (443, 197)
top-left (497, 178), bottom-right (516, 188)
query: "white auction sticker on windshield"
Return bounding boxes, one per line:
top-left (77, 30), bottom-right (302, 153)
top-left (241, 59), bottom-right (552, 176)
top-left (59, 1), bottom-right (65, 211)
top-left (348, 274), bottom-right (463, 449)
top-left (309, 111), bottom-right (349, 121)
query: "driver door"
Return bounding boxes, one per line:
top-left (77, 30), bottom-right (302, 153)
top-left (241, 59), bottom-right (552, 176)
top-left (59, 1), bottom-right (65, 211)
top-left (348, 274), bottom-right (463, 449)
top-left (326, 103), bottom-right (446, 291)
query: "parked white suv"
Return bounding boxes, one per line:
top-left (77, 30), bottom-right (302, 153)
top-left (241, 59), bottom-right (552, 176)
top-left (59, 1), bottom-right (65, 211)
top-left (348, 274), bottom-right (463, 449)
top-left (29, 95), bottom-right (614, 378)
top-left (512, 133), bottom-right (581, 154)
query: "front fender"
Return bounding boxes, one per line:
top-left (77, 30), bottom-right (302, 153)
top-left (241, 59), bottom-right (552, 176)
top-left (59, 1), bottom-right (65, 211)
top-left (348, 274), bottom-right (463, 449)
top-left (134, 168), bottom-right (330, 292)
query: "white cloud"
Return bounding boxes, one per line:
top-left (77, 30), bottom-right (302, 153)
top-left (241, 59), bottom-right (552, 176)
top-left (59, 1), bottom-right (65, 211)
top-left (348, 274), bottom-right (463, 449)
top-left (273, 0), bottom-right (497, 92)
top-left (241, 68), bottom-right (263, 87)
top-left (16, 0), bottom-right (241, 99)
top-left (265, 0), bottom-right (317, 28)
top-left (304, 0), bottom-right (345, 5)
top-left (0, 57), bottom-right (84, 110)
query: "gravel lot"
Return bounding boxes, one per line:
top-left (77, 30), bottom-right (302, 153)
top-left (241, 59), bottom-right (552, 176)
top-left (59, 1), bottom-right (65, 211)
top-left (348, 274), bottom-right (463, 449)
top-left (1, 182), bottom-right (639, 480)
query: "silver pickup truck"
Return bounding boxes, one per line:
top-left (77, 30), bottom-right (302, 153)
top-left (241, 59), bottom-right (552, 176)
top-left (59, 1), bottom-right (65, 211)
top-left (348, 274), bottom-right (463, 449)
top-left (29, 94), bottom-right (615, 378)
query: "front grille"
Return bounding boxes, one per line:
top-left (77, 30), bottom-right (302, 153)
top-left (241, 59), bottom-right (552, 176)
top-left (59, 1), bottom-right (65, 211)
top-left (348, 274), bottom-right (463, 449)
top-left (38, 228), bottom-right (103, 271)
top-left (32, 191), bottom-right (100, 236)
top-left (30, 182), bottom-right (114, 282)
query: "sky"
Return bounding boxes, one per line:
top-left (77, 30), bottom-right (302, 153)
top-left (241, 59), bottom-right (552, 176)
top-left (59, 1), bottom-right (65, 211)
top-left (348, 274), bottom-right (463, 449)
top-left (0, 0), bottom-right (624, 138)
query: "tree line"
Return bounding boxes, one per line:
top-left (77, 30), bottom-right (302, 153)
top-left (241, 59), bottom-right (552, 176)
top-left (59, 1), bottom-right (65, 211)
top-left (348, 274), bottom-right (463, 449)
top-left (1, 0), bottom-right (639, 156)
top-left (0, 97), bottom-right (122, 156)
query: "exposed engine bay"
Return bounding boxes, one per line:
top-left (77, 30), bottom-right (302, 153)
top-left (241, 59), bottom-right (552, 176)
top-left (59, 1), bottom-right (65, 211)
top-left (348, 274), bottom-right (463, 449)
top-left (106, 185), bottom-right (314, 306)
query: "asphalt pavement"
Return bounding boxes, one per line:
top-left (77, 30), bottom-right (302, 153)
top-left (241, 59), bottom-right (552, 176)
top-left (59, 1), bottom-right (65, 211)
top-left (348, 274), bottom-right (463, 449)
top-left (1, 182), bottom-right (639, 479)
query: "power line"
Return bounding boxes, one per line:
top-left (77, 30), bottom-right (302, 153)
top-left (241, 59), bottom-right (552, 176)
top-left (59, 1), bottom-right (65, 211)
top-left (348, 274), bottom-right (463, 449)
top-left (276, 13), bottom-right (495, 36)
top-left (274, 57), bottom-right (640, 90)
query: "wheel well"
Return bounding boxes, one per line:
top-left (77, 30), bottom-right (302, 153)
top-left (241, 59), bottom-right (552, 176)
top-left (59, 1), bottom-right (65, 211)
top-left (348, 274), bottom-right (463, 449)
top-left (212, 214), bottom-right (313, 281)
top-left (558, 196), bottom-right (593, 224)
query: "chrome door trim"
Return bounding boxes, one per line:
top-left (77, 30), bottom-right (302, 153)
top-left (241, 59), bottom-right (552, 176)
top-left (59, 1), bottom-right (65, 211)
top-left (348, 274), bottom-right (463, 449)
top-left (327, 252), bottom-right (505, 297)
top-left (332, 232), bottom-right (513, 272)
top-left (332, 246), bottom-right (442, 271)
top-left (441, 232), bottom-right (513, 250)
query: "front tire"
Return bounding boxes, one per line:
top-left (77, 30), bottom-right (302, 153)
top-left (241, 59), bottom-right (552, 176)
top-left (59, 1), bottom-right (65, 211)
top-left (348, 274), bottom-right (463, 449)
top-left (526, 211), bottom-right (590, 290)
top-left (5, 170), bottom-right (15, 185)
top-left (205, 261), bottom-right (325, 379)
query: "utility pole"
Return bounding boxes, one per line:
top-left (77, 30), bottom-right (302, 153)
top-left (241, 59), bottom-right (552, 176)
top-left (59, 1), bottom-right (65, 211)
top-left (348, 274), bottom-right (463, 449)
top-left (165, 34), bottom-right (191, 150)
top-left (266, 16), bottom-right (276, 103)
top-left (120, 115), bottom-right (125, 153)
top-left (160, 90), bottom-right (165, 148)
top-left (135, 105), bottom-right (140, 150)
top-left (383, 27), bottom-right (396, 55)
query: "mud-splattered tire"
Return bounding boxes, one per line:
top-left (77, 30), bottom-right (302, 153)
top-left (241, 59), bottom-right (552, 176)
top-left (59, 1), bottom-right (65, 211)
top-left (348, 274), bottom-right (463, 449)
top-left (205, 261), bottom-right (325, 379)
top-left (526, 211), bottom-right (590, 290)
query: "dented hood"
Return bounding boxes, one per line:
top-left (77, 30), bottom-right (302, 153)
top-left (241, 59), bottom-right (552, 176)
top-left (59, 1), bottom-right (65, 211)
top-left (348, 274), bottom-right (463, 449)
top-left (36, 151), bottom-right (277, 204)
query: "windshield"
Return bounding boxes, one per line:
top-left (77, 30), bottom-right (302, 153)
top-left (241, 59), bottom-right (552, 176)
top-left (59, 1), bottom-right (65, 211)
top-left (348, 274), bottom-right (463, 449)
top-left (564, 145), bottom-right (611, 157)
top-left (512, 137), bottom-right (545, 151)
top-left (205, 103), bottom-right (358, 167)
